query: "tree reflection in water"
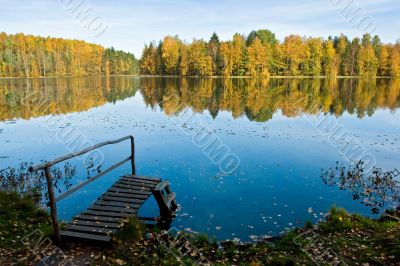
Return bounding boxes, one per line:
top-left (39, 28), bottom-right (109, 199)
top-left (321, 161), bottom-right (400, 214)
top-left (0, 162), bottom-right (76, 205)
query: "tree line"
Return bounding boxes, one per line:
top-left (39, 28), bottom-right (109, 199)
top-left (140, 30), bottom-right (400, 77)
top-left (0, 32), bottom-right (139, 77)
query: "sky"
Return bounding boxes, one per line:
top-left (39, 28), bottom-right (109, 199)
top-left (1, 0), bottom-right (399, 57)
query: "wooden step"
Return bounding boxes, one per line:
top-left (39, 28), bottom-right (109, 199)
top-left (75, 214), bottom-right (121, 223)
top-left (123, 175), bottom-right (162, 182)
top-left (88, 205), bottom-right (137, 214)
top-left (94, 199), bottom-right (144, 208)
top-left (61, 231), bottom-right (111, 242)
top-left (83, 210), bottom-right (132, 218)
top-left (66, 225), bottom-right (117, 235)
top-left (103, 191), bottom-right (150, 200)
top-left (71, 219), bottom-right (121, 229)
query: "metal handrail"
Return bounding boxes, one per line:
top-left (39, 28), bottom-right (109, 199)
top-left (29, 135), bottom-right (135, 172)
top-left (29, 135), bottom-right (136, 244)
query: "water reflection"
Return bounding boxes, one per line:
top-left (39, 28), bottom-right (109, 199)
top-left (0, 77), bottom-right (139, 121)
top-left (0, 77), bottom-right (399, 122)
top-left (140, 78), bottom-right (400, 121)
top-left (0, 162), bottom-right (77, 204)
top-left (321, 161), bottom-right (400, 214)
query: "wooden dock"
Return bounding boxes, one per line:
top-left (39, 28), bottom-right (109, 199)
top-left (29, 136), bottom-right (177, 244)
top-left (62, 175), bottom-right (176, 242)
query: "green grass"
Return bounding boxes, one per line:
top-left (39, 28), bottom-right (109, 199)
top-left (0, 191), bottom-right (52, 265)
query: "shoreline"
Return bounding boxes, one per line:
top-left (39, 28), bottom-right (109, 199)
top-left (1, 191), bottom-right (399, 265)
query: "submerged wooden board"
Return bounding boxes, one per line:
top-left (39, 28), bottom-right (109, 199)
top-left (61, 175), bottom-right (161, 243)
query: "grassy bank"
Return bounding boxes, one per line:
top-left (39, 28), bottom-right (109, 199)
top-left (1, 191), bottom-right (399, 265)
top-left (96, 207), bottom-right (400, 265)
top-left (0, 192), bottom-right (52, 265)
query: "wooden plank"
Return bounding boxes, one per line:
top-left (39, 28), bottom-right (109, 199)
top-left (75, 214), bottom-right (121, 223)
top-left (104, 191), bottom-right (150, 200)
top-left (94, 200), bottom-right (142, 209)
top-left (111, 183), bottom-right (152, 193)
top-left (61, 231), bottom-right (111, 242)
top-left (125, 179), bottom-right (159, 185)
top-left (66, 225), bottom-right (117, 235)
top-left (121, 177), bottom-right (160, 185)
top-left (117, 180), bottom-right (156, 189)
top-left (124, 175), bottom-right (162, 182)
top-left (108, 187), bottom-right (151, 196)
top-left (88, 205), bottom-right (137, 214)
top-left (110, 184), bottom-right (152, 193)
top-left (154, 181), bottom-right (170, 191)
top-left (165, 193), bottom-right (177, 206)
top-left (100, 195), bottom-right (146, 204)
top-left (117, 178), bottom-right (156, 187)
top-left (71, 219), bottom-right (121, 229)
top-left (83, 210), bottom-right (132, 218)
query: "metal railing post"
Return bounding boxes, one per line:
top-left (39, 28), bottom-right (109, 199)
top-left (44, 167), bottom-right (61, 244)
top-left (130, 136), bottom-right (136, 175)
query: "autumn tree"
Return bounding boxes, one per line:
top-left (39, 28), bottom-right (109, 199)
top-left (357, 34), bottom-right (378, 77)
top-left (390, 46), bottom-right (400, 77)
top-left (140, 43), bottom-right (158, 75)
top-left (219, 41), bottom-right (234, 76)
top-left (187, 40), bottom-right (213, 76)
top-left (283, 35), bottom-right (308, 76)
top-left (247, 37), bottom-right (270, 77)
top-left (161, 36), bottom-right (181, 75)
top-left (378, 45), bottom-right (391, 76)
top-left (231, 33), bottom-right (247, 76)
top-left (324, 39), bottom-right (338, 77)
top-left (306, 37), bottom-right (323, 76)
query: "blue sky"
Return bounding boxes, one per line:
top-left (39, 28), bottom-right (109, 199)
top-left (1, 0), bottom-right (399, 57)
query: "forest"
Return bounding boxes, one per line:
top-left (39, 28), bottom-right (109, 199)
top-left (0, 32), bottom-right (139, 77)
top-left (140, 30), bottom-right (400, 77)
top-left (1, 31), bottom-right (399, 78)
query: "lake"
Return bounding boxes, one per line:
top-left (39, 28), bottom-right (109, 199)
top-left (0, 77), bottom-right (399, 241)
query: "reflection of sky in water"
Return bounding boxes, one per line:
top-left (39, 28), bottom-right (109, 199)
top-left (1, 81), bottom-right (400, 241)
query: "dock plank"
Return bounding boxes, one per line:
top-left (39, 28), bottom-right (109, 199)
top-left (116, 180), bottom-right (156, 189)
top-left (121, 177), bottom-right (160, 185)
top-left (104, 191), bottom-right (150, 200)
top-left (83, 210), bottom-right (132, 218)
top-left (66, 225), bottom-right (117, 235)
top-left (75, 214), bottom-right (121, 223)
top-left (71, 219), bottom-right (121, 229)
top-left (61, 231), bottom-right (111, 242)
top-left (94, 199), bottom-right (144, 208)
top-left (109, 186), bottom-right (151, 194)
top-left (88, 205), bottom-right (137, 214)
top-left (123, 175), bottom-right (162, 182)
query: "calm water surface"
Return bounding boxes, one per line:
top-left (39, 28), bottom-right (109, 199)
top-left (1, 77), bottom-right (399, 241)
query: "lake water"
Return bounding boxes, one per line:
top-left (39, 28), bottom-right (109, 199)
top-left (0, 77), bottom-right (399, 241)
